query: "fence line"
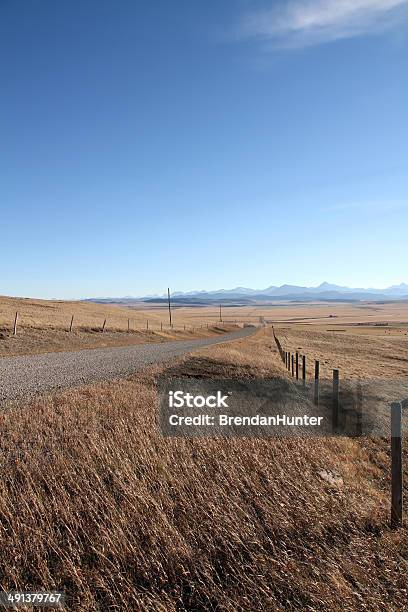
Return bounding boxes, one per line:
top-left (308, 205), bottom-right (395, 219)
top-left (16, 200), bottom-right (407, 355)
top-left (3, 311), bottom-right (246, 337)
top-left (273, 326), bottom-right (405, 529)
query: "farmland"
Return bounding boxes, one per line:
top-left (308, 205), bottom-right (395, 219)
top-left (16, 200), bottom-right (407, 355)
top-left (0, 325), bottom-right (407, 610)
top-left (0, 296), bottom-right (407, 609)
top-left (1, 294), bottom-right (408, 358)
top-left (0, 296), bottom-right (238, 357)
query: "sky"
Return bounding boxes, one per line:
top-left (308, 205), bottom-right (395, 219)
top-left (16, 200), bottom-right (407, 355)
top-left (1, 0), bottom-right (408, 299)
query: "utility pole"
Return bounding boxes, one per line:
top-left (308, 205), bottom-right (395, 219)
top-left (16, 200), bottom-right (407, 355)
top-left (167, 287), bottom-right (172, 327)
top-left (219, 304), bottom-right (222, 322)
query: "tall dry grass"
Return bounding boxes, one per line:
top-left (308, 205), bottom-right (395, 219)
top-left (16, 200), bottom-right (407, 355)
top-left (0, 296), bottom-right (253, 333)
top-left (0, 295), bottom-right (214, 332)
top-left (277, 325), bottom-right (408, 381)
top-left (4, 295), bottom-right (408, 335)
top-left (0, 296), bottom-right (238, 357)
top-left (0, 331), bottom-right (406, 610)
top-left (2, 294), bottom-right (408, 359)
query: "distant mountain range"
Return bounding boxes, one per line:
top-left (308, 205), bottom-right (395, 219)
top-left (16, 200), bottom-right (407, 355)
top-left (85, 282), bottom-right (408, 305)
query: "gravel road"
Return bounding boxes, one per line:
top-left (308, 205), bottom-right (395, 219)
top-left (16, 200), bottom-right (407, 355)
top-left (0, 327), bottom-right (255, 404)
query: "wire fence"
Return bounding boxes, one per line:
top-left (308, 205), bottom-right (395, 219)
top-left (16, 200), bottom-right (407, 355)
top-left (272, 325), bottom-right (406, 529)
top-left (1, 310), bottom-right (246, 336)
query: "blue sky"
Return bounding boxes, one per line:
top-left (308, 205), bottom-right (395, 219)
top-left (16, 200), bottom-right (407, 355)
top-left (1, 0), bottom-right (408, 299)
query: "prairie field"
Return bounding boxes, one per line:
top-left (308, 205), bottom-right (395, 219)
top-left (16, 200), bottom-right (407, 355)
top-left (0, 328), bottom-right (407, 610)
top-left (0, 296), bottom-right (238, 357)
top-left (275, 324), bottom-right (408, 381)
top-left (0, 296), bottom-right (245, 332)
top-left (269, 302), bottom-right (408, 416)
top-left (1, 295), bottom-right (408, 358)
top-left (1, 298), bottom-right (407, 610)
top-left (3, 295), bottom-right (407, 327)
top-left (2, 295), bottom-right (408, 332)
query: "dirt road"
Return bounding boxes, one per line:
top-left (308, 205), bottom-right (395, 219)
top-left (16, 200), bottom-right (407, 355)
top-left (0, 327), bottom-right (255, 404)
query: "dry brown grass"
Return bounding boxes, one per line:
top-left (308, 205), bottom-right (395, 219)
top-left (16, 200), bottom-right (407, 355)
top-left (253, 300), bottom-right (408, 326)
top-left (2, 296), bottom-right (408, 332)
top-left (276, 325), bottom-right (408, 381)
top-left (0, 296), bottom-right (245, 333)
top-left (0, 295), bottom-right (155, 330)
top-left (0, 323), bottom-right (237, 359)
top-left (0, 296), bottom-right (238, 357)
top-left (0, 329), bottom-right (406, 610)
top-left (2, 295), bottom-right (408, 357)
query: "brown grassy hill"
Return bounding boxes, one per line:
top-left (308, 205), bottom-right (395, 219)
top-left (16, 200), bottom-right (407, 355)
top-left (0, 296), bottom-right (235, 356)
top-left (0, 328), bottom-right (406, 610)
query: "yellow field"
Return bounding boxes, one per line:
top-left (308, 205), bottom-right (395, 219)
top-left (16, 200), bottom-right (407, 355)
top-left (2, 295), bottom-right (408, 331)
top-left (0, 296), bottom-right (238, 357)
top-left (1, 327), bottom-right (406, 610)
top-left (0, 295), bottom-right (166, 331)
top-left (0, 295), bottom-right (244, 331)
top-left (1, 295), bottom-right (408, 361)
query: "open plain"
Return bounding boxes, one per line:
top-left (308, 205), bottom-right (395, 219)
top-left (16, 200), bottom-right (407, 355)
top-left (2, 295), bottom-right (408, 359)
top-left (0, 324), bottom-right (407, 610)
top-left (0, 296), bottom-right (407, 610)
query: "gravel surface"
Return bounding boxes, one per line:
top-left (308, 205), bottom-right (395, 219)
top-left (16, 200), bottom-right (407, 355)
top-left (0, 327), bottom-right (255, 404)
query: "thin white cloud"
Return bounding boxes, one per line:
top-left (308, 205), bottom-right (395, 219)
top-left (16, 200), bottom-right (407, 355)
top-left (238, 0), bottom-right (408, 48)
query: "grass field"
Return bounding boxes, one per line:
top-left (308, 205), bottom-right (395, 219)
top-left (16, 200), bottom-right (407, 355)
top-left (275, 325), bottom-right (408, 380)
top-left (0, 327), bottom-right (406, 610)
top-left (0, 296), bottom-right (238, 357)
top-left (1, 296), bottom-right (407, 609)
top-left (2, 295), bottom-right (408, 357)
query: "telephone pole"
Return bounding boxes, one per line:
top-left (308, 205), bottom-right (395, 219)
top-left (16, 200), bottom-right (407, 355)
top-left (167, 287), bottom-right (172, 327)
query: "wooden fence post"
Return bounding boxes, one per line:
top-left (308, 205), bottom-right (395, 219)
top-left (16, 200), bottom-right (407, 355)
top-left (161, 322), bottom-right (163, 331)
top-left (314, 360), bottom-right (320, 406)
top-left (302, 355), bottom-right (306, 387)
top-left (291, 354), bottom-right (294, 377)
top-left (102, 318), bottom-right (107, 333)
top-left (288, 352), bottom-right (291, 371)
top-left (146, 319), bottom-right (149, 331)
top-left (13, 311), bottom-right (18, 335)
top-left (295, 352), bottom-right (299, 380)
top-left (332, 369), bottom-right (340, 431)
top-left (391, 402), bottom-right (403, 528)
top-left (69, 314), bottom-right (74, 333)
top-left (356, 382), bottom-right (363, 436)
top-left (127, 318), bottom-right (130, 333)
